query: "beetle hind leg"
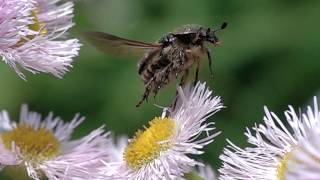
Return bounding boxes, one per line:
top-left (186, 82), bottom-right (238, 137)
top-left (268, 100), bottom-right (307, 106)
top-left (193, 61), bottom-right (200, 86)
top-left (136, 87), bottom-right (150, 107)
top-left (172, 69), bottom-right (189, 108)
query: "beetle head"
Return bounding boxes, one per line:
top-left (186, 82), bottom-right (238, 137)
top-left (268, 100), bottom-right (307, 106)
top-left (206, 22), bottom-right (227, 45)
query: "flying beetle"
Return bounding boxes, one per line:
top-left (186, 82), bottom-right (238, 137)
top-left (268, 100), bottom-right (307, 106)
top-left (84, 22), bottom-right (227, 107)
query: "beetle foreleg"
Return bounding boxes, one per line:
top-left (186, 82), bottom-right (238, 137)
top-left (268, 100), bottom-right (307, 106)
top-left (206, 48), bottom-right (214, 78)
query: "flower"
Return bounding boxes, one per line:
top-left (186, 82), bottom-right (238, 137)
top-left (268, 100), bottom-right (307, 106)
top-left (285, 98), bottom-right (320, 180)
top-left (219, 97), bottom-right (320, 180)
top-left (196, 164), bottom-right (216, 180)
top-left (184, 164), bottom-right (217, 180)
top-left (0, 0), bottom-right (81, 79)
top-left (106, 135), bottom-right (129, 163)
top-left (0, 0), bottom-right (34, 46)
top-left (285, 136), bottom-right (320, 180)
top-left (100, 135), bottom-right (129, 178)
top-left (0, 0), bottom-right (34, 76)
top-left (0, 104), bottom-right (109, 180)
top-left (102, 82), bottom-right (223, 179)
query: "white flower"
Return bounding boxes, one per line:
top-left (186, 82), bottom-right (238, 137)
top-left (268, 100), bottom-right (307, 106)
top-left (196, 164), bottom-right (216, 180)
top-left (107, 135), bottom-right (129, 163)
top-left (102, 82), bottom-right (223, 179)
top-left (0, 104), bottom-right (109, 180)
top-left (0, 0), bottom-right (34, 45)
top-left (0, 0), bottom-right (34, 70)
top-left (99, 135), bottom-right (129, 178)
top-left (184, 164), bottom-right (216, 180)
top-left (0, 0), bottom-right (81, 79)
top-left (285, 98), bottom-right (320, 180)
top-left (219, 97), bottom-right (320, 180)
top-left (285, 136), bottom-right (320, 180)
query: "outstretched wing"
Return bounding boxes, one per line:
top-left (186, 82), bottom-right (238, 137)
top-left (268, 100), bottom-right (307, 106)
top-left (83, 31), bottom-right (162, 57)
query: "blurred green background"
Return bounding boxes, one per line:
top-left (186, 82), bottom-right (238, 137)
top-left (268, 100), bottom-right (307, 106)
top-left (1, 0), bottom-right (320, 178)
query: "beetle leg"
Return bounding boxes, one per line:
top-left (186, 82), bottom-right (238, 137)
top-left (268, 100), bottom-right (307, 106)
top-left (172, 69), bottom-right (189, 108)
top-left (206, 48), bottom-right (214, 78)
top-left (172, 48), bottom-right (186, 72)
top-left (178, 49), bottom-right (186, 66)
top-left (180, 69), bottom-right (189, 86)
top-left (136, 87), bottom-right (150, 107)
top-left (153, 64), bottom-right (172, 98)
top-left (137, 64), bottom-right (173, 106)
top-left (137, 76), bottom-right (156, 107)
top-left (138, 48), bottom-right (161, 75)
top-left (152, 76), bottom-right (164, 98)
top-left (193, 61), bottom-right (200, 85)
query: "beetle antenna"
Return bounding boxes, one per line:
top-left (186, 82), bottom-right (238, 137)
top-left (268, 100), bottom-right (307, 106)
top-left (214, 22), bottom-right (228, 32)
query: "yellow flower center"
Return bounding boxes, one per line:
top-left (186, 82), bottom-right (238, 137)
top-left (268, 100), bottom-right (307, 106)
top-left (124, 117), bottom-right (176, 169)
top-left (28, 10), bottom-right (48, 35)
top-left (1, 123), bottom-right (60, 163)
top-left (15, 9), bottom-right (47, 47)
top-left (276, 152), bottom-right (292, 180)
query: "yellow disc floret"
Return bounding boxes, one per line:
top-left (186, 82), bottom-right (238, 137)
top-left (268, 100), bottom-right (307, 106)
top-left (1, 123), bottom-right (60, 163)
top-left (276, 152), bottom-right (292, 180)
top-left (28, 9), bottom-right (48, 35)
top-left (15, 9), bottom-right (47, 47)
top-left (124, 117), bottom-right (176, 169)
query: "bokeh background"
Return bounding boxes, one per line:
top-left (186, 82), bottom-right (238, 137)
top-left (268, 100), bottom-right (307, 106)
top-left (1, 0), bottom-right (320, 178)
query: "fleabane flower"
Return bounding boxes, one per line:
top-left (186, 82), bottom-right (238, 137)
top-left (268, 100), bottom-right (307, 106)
top-left (219, 97), bottom-right (320, 180)
top-left (0, 0), bottom-right (34, 69)
top-left (0, 0), bottom-right (81, 79)
top-left (284, 98), bottom-right (320, 180)
top-left (0, 105), bottom-right (109, 180)
top-left (0, 0), bottom-right (34, 43)
top-left (285, 134), bottom-right (320, 180)
top-left (102, 82), bottom-right (223, 179)
top-left (184, 164), bottom-right (217, 180)
top-left (106, 135), bottom-right (129, 163)
top-left (197, 164), bottom-right (216, 180)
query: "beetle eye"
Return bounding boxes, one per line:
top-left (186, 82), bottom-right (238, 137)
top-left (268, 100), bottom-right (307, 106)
top-left (206, 28), bottom-right (210, 34)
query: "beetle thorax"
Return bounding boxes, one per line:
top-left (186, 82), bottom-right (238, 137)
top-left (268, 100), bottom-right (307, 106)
top-left (173, 24), bottom-right (203, 34)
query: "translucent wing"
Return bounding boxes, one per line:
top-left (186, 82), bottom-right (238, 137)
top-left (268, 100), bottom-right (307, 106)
top-left (83, 31), bottom-right (162, 57)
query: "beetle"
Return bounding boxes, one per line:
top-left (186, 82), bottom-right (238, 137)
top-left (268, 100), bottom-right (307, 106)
top-left (84, 22), bottom-right (227, 107)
